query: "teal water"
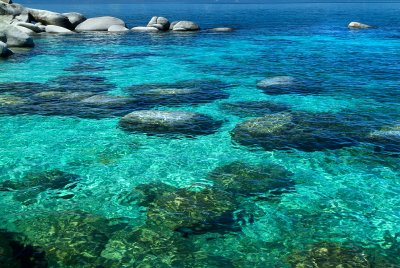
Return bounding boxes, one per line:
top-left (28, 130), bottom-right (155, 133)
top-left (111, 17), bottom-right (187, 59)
top-left (1, 3), bottom-right (400, 267)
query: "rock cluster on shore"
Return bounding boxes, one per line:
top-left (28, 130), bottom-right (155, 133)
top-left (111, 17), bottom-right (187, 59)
top-left (1, 1), bottom-right (233, 58)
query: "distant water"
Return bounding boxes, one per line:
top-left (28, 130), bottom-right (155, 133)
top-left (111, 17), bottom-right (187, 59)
top-left (0, 3), bottom-right (400, 267)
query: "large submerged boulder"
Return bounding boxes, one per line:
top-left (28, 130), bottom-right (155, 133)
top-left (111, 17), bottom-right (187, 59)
top-left (231, 112), bottom-right (364, 152)
top-left (220, 101), bottom-right (290, 117)
top-left (62, 12), bottom-right (86, 28)
top-left (172, 20), bottom-right (200, 31)
top-left (119, 110), bottom-right (222, 136)
top-left (367, 125), bottom-right (400, 154)
top-left (27, 8), bottom-right (72, 29)
top-left (208, 161), bottom-right (294, 197)
top-left (75, 16), bottom-right (125, 32)
top-left (0, 23), bottom-right (34, 47)
top-left (147, 16), bottom-right (170, 31)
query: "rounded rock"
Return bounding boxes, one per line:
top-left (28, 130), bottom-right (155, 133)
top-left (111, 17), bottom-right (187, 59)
top-left (45, 25), bottom-right (74, 34)
top-left (348, 21), bottom-right (371, 29)
top-left (172, 21), bottom-right (200, 31)
top-left (147, 16), bottom-right (170, 31)
top-left (119, 110), bottom-right (221, 136)
top-left (0, 41), bottom-right (13, 57)
top-left (75, 16), bottom-right (125, 32)
top-left (108, 24), bottom-right (129, 32)
top-left (131, 26), bottom-right (159, 32)
top-left (62, 12), bottom-right (86, 29)
top-left (27, 8), bottom-right (72, 29)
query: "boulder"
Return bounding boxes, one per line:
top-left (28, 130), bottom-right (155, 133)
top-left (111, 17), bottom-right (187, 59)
top-left (119, 110), bottom-right (221, 136)
top-left (12, 11), bottom-right (30, 23)
top-left (15, 22), bottom-right (43, 33)
top-left (348, 21), bottom-right (371, 29)
top-left (147, 16), bottom-right (170, 31)
top-left (172, 21), bottom-right (200, 31)
top-left (15, 25), bottom-right (34, 35)
top-left (62, 12), bottom-right (86, 28)
top-left (27, 8), bottom-right (72, 29)
top-left (169, 21), bottom-right (178, 30)
top-left (209, 27), bottom-right (235, 32)
top-left (0, 40), bottom-right (12, 57)
top-left (0, 2), bottom-right (24, 16)
top-left (0, 23), bottom-right (34, 47)
top-left (45, 25), bottom-right (73, 34)
top-left (1, 0), bottom-right (12, 3)
top-left (75, 16), bottom-right (125, 32)
top-left (108, 24), bottom-right (129, 32)
top-left (131, 26), bottom-right (159, 32)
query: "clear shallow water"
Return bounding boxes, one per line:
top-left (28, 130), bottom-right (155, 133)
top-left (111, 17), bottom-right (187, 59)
top-left (1, 3), bottom-right (400, 267)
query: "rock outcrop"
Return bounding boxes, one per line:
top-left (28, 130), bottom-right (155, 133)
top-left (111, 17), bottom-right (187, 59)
top-left (75, 16), bottom-right (125, 32)
top-left (0, 23), bottom-right (34, 47)
top-left (62, 12), bottom-right (86, 28)
top-left (0, 40), bottom-right (12, 57)
top-left (108, 24), bottom-right (129, 32)
top-left (147, 16), bottom-right (170, 31)
top-left (172, 21), bottom-right (200, 31)
top-left (27, 8), bottom-right (72, 29)
top-left (45, 25), bottom-right (73, 34)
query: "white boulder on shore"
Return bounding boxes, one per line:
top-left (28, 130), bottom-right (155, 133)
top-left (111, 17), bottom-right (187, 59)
top-left (14, 22), bottom-right (43, 33)
top-left (45, 25), bottom-right (73, 34)
top-left (0, 23), bottom-right (34, 47)
top-left (75, 16), bottom-right (125, 32)
top-left (348, 21), bottom-right (371, 29)
top-left (108, 24), bottom-right (129, 32)
top-left (0, 40), bottom-right (13, 57)
top-left (62, 12), bottom-right (86, 28)
top-left (147, 16), bottom-right (170, 31)
top-left (15, 24), bottom-right (34, 35)
top-left (172, 21), bottom-right (200, 31)
top-left (27, 8), bottom-right (72, 29)
top-left (131, 26), bottom-right (159, 32)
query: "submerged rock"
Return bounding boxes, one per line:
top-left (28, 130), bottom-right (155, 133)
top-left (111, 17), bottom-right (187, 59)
top-left (80, 94), bottom-right (136, 106)
top-left (0, 40), bottom-right (12, 57)
top-left (219, 101), bottom-right (290, 117)
top-left (0, 82), bottom-right (48, 96)
top-left (209, 27), bottom-right (235, 32)
top-left (208, 161), bottom-right (294, 197)
top-left (0, 94), bottom-right (25, 105)
top-left (147, 16), bottom-right (170, 31)
top-left (62, 12), bottom-right (86, 29)
top-left (27, 8), bottom-right (72, 29)
top-left (0, 230), bottom-right (48, 268)
top-left (130, 183), bottom-right (239, 235)
top-left (125, 79), bottom-right (230, 106)
top-left (75, 16), bottom-right (125, 32)
top-left (287, 242), bottom-right (371, 267)
top-left (45, 25), bottom-right (73, 34)
top-left (172, 21), bottom-right (200, 31)
top-left (256, 76), bottom-right (318, 95)
top-left (107, 24), bottom-right (129, 32)
top-left (348, 21), bottom-right (372, 29)
top-left (101, 223), bottom-right (196, 267)
top-left (0, 169), bottom-right (80, 205)
top-left (0, 23), bottom-right (34, 47)
top-left (367, 125), bottom-right (400, 154)
top-left (51, 74), bottom-right (115, 92)
top-left (14, 211), bottom-right (116, 267)
top-left (231, 112), bottom-right (362, 152)
top-left (119, 110), bottom-right (222, 136)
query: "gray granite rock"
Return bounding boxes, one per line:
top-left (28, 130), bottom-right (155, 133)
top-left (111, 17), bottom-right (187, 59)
top-left (0, 23), bottom-right (34, 47)
top-left (147, 16), bottom-right (170, 31)
top-left (131, 26), bottom-right (159, 32)
top-left (27, 8), bottom-right (72, 29)
top-left (45, 25), bottom-right (73, 34)
top-left (172, 21), bottom-right (200, 31)
top-left (75, 16), bottom-right (125, 32)
top-left (108, 24), bottom-right (129, 32)
top-left (0, 40), bottom-right (12, 57)
top-left (348, 21), bottom-right (371, 29)
top-left (62, 12), bottom-right (86, 29)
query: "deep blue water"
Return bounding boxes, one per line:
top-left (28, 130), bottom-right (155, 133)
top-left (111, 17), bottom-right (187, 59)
top-left (0, 3), bottom-right (400, 267)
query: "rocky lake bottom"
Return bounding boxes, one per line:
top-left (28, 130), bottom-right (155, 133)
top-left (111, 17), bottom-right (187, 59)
top-left (0, 2), bottom-right (400, 267)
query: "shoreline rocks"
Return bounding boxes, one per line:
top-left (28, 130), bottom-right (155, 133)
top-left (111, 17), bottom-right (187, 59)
top-left (62, 12), bottom-right (86, 28)
top-left (0, 23), bottom-right (34, 47)
top-left (209, 27), bottom-right (235, 32)
top-left (147, 16), bottom-right (170, 31)
top-left (0, 40), bottom-right (13, 57)
top-left (27, 8), bottom-right (72, 29)
top-left (45, 24), bottom-right (74, 34)
top-left (172, 20), bottom-right (200, 31)
top-left (75, 16), bottom-right (125, 32)
top-left (131, 26), bottom-right (159, 32)
top-left (108, 24), bottom-right (129, 32)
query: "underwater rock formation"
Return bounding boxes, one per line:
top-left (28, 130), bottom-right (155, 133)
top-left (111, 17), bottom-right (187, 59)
top-left (208, 161), bottom-right (294, 197)
top-left (119, 110), bottom-right (222, 137)
top-left (14, 211), bottom-right (116, 267)
top-left (125, 183), bottom-right (239, 235)
top-left (367, 125), bottom-right (400, 155)
top-left (231, 112), bottom-right (365, 152)
top-left (0, 169), bottom-right (80, 205)
top-left (125, 79), bottom-right (231, 106)
top-left (0, 230), bottom-right (47, 267)
top-left (219, 101), bottom-right (290, 117)
top-left (287, 242), bottom-right (371, 267)
top-left (257, 76), bottom-right (320, 95)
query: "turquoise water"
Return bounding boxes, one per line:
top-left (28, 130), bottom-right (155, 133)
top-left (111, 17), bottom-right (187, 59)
top-left (1, 3), bottom-right (400, 267)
